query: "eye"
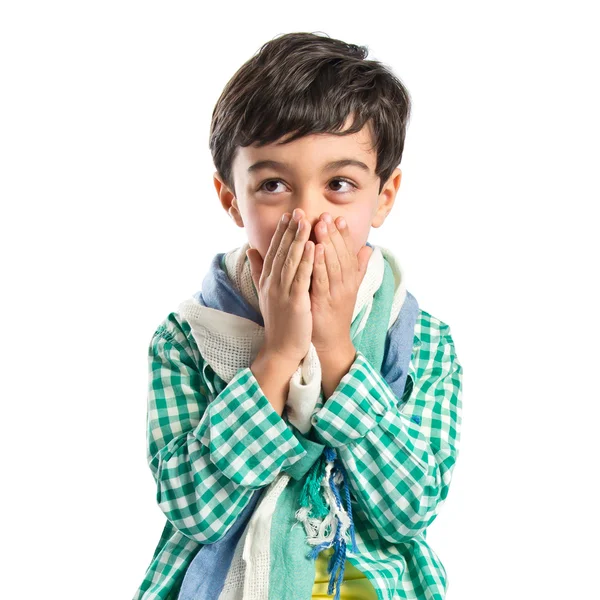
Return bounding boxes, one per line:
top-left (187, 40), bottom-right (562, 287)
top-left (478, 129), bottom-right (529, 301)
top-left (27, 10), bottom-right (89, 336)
top-left (257, 177), bottom-right (358, 194)
top-left (259, 179), bottom-right (286, 194)
top-left (328, 178), bottom-right (357, 193)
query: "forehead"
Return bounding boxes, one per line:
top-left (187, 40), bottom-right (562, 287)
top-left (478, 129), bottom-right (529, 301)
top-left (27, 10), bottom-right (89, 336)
top-left (234, 121), bottom-right (377, 176)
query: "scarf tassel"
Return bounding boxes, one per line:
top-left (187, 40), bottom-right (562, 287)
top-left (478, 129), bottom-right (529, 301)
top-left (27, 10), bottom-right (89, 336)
top-left (294, 447), bottom-right (359, 600)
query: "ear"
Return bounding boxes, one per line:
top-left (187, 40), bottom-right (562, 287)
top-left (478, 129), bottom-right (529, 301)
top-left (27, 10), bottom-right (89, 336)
top-left (372, 168), bottom-right (402, 228)
top-left (214, 171), bottom-right (244, 227)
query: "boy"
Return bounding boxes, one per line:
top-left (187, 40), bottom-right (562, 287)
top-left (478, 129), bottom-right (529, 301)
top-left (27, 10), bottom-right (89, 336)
top-left (133, 31), bottom-right (463, 600)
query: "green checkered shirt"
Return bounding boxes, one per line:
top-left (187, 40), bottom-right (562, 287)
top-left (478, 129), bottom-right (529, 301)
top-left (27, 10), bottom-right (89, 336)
top-left (132, 307), bottom-right (462, 600)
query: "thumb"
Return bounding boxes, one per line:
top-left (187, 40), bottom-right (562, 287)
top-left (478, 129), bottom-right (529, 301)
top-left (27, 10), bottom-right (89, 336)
top-left (246, 249), bottom-right (263, 291)
top-left (357, 245), bottom-right (373, 284)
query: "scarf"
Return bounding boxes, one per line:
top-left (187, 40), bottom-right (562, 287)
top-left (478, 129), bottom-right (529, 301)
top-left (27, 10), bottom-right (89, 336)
top-left (176, 240), bottom-right (419, 600)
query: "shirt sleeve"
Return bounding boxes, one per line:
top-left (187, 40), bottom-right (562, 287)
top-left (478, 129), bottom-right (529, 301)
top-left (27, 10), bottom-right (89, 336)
top-left (146, 313), bottom-right (308, 544)
top-left (281, 420), bottom-right (327, 480)
top-left (309, 320), bottom-right (463, 544)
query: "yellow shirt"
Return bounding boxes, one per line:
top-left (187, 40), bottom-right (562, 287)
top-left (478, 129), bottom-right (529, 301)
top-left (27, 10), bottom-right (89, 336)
top-left (312, 546), bottom-right (378, 599)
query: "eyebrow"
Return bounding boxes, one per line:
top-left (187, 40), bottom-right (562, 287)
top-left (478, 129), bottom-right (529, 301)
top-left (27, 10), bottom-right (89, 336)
top-left (247, 158), bottom-right (371, 175)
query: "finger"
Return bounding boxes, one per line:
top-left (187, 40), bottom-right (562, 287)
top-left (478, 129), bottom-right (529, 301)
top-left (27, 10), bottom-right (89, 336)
top-left (262, 213), bottom-right (293, 281)
top-left (329, 216), bottom-right (353, 276)
top-left (289, 238), bottom-right (315, 299)
top-left (315, 218), bottom-right (342, 287)
top-left (311, 242), bottom-right (329, 296)
top-left (271, 212), bottom-right (301, 286)
top-left (281, 215), bottom-right (311, 294)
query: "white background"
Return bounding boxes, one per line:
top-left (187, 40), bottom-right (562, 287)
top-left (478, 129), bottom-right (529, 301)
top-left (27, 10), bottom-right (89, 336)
top-left (2, 1), bottom-right (598, 598)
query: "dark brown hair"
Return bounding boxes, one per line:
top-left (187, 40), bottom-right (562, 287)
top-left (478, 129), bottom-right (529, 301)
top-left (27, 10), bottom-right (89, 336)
top-left (209, 31), bottom-right (412, 196)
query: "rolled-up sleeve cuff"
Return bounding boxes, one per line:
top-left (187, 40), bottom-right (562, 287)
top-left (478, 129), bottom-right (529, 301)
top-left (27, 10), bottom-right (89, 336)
top-left (199, 366), bottom-right (308, 487)
top-left (310, 350), bottom-right (397, 448)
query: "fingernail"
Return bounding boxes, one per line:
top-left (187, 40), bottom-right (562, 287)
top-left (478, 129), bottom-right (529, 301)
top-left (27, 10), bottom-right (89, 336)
top-left (338, 218), bottom-right (346, 229)
top-left (323, 213), bottom-right (332, 224)
top-left (282, 213), bottom-right (290, 224)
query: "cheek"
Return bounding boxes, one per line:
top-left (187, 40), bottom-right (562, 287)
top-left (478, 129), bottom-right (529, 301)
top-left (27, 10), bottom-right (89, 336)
top-left (344, 213), bottom-right (371, 255)
top-left (245, 218), bottom-right (279, 260)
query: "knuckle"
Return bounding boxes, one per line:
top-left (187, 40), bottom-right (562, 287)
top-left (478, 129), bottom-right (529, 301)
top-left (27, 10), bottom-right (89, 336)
top-left (282, 255), bottom-right (294, 270)
top-left (293, 270), bottom-right (306, 285)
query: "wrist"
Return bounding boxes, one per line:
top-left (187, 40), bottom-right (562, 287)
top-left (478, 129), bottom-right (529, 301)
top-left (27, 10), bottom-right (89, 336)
top-left (317, 340), bottom-right (356, 364)
top-left (255, 347), bottom-right (301, 377)
top-left (317, 342), bottom-right (357, 401)
top-left (251, 350), bottom-right (299, 417)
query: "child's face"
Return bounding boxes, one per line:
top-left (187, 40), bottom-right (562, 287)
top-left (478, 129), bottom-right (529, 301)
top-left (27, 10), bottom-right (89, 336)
top-left (215, 116), bottom-right (401, 260)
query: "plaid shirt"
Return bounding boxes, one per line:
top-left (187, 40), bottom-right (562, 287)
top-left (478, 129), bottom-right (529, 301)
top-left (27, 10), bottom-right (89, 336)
top-left (132, 307), bottom-right (463, 600)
